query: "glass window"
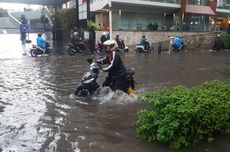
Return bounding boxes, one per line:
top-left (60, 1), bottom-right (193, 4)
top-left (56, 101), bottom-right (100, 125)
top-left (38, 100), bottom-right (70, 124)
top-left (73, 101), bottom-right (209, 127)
top-left (188, 0), bottom-right (209, 6)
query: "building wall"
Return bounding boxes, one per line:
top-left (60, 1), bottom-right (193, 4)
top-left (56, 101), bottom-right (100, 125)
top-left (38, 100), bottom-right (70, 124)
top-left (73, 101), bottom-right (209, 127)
top-left (92, 0), bottom-right (229, 32)
top-left (95, 31), bottom-right (219, 51)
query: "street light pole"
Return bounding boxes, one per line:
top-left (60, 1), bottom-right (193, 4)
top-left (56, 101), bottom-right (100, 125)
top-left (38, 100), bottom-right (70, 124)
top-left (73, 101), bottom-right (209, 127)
top-left (108, 0), bottom-right (112, 40)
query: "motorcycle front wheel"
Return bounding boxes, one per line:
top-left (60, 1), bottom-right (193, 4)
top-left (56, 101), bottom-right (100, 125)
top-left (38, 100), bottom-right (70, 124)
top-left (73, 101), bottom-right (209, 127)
top-left (124, 48), bottom-right (129, 52)
top-left (95, 48), bottom-right (103, 54)
top-left (75, 86), bottom-right (90, 97)
top-left (68, 47), bottom-right (75, 56)
top-left (84, 48), bottom-right (91, 55)
top-left (31, 49), bottom-right (37, 57)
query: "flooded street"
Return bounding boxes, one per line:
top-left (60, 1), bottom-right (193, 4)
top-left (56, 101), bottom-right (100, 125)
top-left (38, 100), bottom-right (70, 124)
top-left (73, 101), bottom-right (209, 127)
top-left (0, 34), bottom-right (230, 152)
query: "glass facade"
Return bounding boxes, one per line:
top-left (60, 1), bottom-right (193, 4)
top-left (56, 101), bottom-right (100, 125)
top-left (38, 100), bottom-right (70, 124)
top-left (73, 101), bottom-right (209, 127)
top-left (142, 0), bottom-right (180, 4)
top-left (217, 0), bottom-right (230, 9)
top-left (187, 0), bottom-right (209, 6)
top-left (184, 14), bottom-right (209, 31)
top-left (93, 0), bottom-right (229, 32)
top-left (112, 11), bottom-right (163, 30)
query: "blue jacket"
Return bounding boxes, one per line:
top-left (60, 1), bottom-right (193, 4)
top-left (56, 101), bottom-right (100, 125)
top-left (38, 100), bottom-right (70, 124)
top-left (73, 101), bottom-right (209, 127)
top-left (173, 36), bottom-right (182, 47)
top-left (36, 36), bottom-right (46, 50)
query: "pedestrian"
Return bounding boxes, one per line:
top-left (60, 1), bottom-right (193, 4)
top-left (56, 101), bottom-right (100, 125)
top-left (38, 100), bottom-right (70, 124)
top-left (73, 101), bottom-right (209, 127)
top-left (51, 23), bottom-right (56, 40)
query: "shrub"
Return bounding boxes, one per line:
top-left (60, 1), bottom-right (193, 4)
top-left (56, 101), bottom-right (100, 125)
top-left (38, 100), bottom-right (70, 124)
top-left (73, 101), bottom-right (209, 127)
top-left (87, 20), bottom-right (104, 31)
top-left (136, 80), bottom-right (230, 149)
top-left (222, 33), bottom-right (230, 49)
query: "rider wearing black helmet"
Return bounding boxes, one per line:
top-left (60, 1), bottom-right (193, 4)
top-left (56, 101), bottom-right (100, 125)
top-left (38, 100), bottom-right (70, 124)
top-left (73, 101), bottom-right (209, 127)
top-left (140, 35), bottom-right (148, 50)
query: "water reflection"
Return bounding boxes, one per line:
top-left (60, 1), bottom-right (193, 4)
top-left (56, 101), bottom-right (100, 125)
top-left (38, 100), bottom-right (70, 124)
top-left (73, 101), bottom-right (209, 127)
top-left (0, 34), bottom-right (230, 151)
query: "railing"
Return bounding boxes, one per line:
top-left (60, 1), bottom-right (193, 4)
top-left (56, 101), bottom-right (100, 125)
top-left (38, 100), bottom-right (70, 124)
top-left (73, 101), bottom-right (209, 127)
top-left (41, 6), bottom-right (53, 30)
top-left (8, 12), bottom-right (21, 26)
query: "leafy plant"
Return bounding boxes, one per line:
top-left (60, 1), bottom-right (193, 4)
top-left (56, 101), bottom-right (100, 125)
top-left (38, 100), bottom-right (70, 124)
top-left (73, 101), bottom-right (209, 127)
top-left (222, 33), bottom-right (230, 49)
top-left (87, 20), bottom-right (100, 31)
top-left (136, 80), bottom-right (230, 150)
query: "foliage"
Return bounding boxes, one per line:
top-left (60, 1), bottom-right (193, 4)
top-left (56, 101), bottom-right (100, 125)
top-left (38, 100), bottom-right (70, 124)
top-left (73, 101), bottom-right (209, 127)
top-left (87, 20), bottom-right (104, 31)
top-left (136, 80), bottom-right (230, 150)
top-left (52, 8), bottom-right (76, 30)
top-left (222, 33), bottom-right (230, 49)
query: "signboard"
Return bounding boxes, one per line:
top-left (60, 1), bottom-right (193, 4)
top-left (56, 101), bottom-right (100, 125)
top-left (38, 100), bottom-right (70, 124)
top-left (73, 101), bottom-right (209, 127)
top-left (78, 0), bottom-right (87, 20)
top-left (84, 31), bottom-right (89, 40)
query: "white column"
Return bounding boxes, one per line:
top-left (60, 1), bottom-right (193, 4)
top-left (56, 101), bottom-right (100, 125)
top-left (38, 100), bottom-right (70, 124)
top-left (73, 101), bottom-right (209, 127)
top-left (108, 0), bottom-right (112, 40)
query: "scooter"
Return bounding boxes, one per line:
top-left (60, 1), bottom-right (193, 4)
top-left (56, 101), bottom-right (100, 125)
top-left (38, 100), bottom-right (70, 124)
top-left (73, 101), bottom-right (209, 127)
top-left (74, 59), bottom-right (101, 96)
top-left (95, 41), bottom-right (106, 54)
top-left (74, 59), bottom-right (136, 97)
top-left (67, 40), bottom-right (91, 55)
top-left (135, 40), bottom-right (154, 53)
top-left (172, 43), bottom-right (187, 52)
top-left (116, 40), bottom-right (129, 52)
top-left (30, 42), bottom-right (53, 57)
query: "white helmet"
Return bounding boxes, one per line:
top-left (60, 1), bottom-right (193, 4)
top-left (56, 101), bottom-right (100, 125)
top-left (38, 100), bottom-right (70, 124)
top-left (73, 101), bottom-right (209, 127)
top-left (73, 32), bottom-right (78, 36)
top-left (103, 40), bottom-right (118, 51)
top-left (102, 32), bottom-right (107, 35)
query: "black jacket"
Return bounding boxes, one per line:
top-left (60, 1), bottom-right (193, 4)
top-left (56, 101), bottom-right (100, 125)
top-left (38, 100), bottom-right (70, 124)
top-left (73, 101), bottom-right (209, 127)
top-left (97, 51), bottom-right (126, 79)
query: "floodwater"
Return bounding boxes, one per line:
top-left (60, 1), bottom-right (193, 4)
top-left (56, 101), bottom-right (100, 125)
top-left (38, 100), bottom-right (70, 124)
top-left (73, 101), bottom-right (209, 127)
top-left (0, 34), bottom-right (230, 152)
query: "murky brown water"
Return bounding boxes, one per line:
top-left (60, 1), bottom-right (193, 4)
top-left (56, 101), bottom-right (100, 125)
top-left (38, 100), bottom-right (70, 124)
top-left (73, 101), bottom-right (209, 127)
top-left (0, 34), bottom-right (230, 152)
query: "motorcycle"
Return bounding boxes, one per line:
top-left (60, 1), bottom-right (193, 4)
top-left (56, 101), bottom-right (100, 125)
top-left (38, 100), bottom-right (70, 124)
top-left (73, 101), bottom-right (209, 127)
top-left (67, 40), bottom-right (91, 55)
top-left (74, 59), bottom-right (101, 96)
top-left (104, 68), bottom-right (135, 94)
top-left (74, 59), bottom-right (136, 97)
top-left (30, 42), bottom-right (53, 57)
top-left (172, 42), bottom-right (187, 52)
top-left (116, 39), bottom-right (129, 52)
top-left (135, 40), bottom-right (154, 53)
top-left (95, 41), bottom-right (106, 54)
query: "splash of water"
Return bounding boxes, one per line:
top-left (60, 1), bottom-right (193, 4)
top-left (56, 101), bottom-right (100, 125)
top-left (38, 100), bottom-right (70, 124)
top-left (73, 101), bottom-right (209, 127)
top-left (93, 87), bottom-right (138, 105)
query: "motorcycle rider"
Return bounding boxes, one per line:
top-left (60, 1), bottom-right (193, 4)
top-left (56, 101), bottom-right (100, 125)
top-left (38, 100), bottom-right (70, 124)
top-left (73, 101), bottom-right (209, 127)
top-left (71, 32), bottom-right (82, 47)
top-left (211, 34), bottom-right (224, 51)
top-left (36, 33), bottom-right (47, 54)
top-left (140, 35), bottom-right (149, 50)
top-left (115, 34), bottom-right (121, 47)
top-left (115, 34), bottom-right (125, 50)
top-left (100, 32), bottom-right (109, 44)
top-left (97, 40), bottom-right (127, 91)
top-left (172, 34), bottom-right (186, 49)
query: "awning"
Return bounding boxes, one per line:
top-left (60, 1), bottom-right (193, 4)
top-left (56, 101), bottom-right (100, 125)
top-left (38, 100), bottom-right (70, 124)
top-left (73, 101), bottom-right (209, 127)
top-left (185, 5), bottom-right (215, 15)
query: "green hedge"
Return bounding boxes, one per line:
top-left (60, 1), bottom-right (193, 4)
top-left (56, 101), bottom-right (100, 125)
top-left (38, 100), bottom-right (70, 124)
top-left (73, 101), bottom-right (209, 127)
top-left (136, 80), bottom-right (230, 149)
top-left (222, 33), bottom-right (230, 49)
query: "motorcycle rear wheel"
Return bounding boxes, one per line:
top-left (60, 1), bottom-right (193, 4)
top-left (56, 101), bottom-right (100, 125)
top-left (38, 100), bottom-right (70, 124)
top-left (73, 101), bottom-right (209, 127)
top-left (124, 48), bottom-right (129, 52)
top-left (135, 48), bottom-right (142, 53)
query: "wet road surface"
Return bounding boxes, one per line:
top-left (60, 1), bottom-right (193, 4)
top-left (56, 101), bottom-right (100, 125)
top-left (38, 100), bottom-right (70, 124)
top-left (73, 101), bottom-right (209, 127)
top-left (0, 33), bottom-right (230, 152)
